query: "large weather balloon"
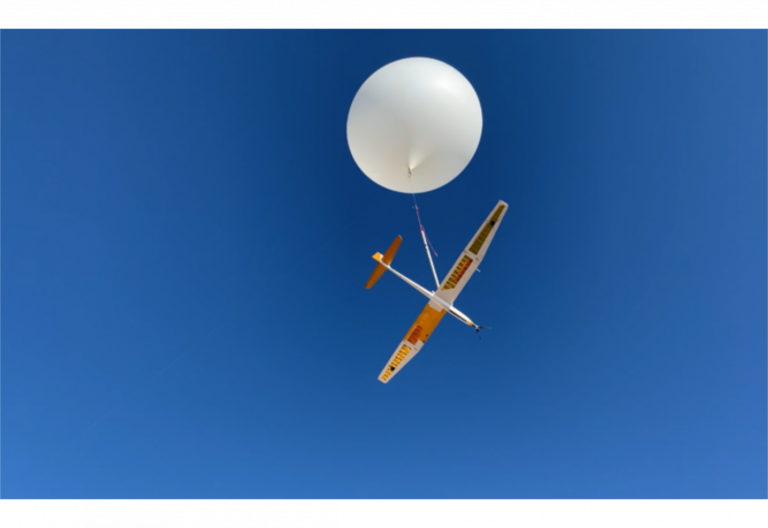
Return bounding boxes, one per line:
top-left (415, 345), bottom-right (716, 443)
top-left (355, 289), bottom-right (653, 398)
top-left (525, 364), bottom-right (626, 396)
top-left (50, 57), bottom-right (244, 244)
top-left (347, 57), bottom-right (483, 194)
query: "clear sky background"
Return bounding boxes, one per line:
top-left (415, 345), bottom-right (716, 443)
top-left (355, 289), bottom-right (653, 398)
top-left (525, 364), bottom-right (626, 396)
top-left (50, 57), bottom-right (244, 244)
top-left (2, 31), bottom-right (765, 499)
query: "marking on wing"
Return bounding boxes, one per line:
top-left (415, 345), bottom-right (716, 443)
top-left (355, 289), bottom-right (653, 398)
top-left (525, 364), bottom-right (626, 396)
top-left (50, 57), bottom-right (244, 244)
top-left (468, 204), bottom-right (506, 255)
top-left (407, 305), bottom-right (445, 343)
top-left (380, 344), bottom-right (412, 382)
top-left (406, 326), bottom-right (423, 344)
top-left (442, 255), bottom-right (473, 290)
top-left (379, 304), bottom-right (446, 383)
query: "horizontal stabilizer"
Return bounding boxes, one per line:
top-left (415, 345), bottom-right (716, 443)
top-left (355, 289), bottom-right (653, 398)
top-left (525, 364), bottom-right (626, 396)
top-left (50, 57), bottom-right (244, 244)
top-left (365, 235), bottom-right (402, 289)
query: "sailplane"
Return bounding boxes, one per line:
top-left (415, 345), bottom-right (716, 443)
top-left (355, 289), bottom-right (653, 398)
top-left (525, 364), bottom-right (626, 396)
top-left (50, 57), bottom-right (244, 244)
top-left (367, 200), bottom-right (508, 383)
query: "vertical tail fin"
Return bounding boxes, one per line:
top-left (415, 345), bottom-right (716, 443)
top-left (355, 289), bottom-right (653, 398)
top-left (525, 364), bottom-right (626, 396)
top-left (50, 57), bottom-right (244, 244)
top-left (365, 235), bottom-right (402, 289)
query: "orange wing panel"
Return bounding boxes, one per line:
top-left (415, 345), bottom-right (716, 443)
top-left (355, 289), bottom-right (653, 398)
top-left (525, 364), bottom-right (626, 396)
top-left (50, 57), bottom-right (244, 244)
top-left (379, 303), bottom-right (446, 383)
top-left (402, 303), bottom-right (445, 346)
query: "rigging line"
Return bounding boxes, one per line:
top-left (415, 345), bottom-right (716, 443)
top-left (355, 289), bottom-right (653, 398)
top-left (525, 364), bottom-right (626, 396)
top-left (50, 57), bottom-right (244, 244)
top-left (408, 168), bottom-right (441, 290)
top-left (425, 231), bottom-right (439, 258)
top-left (407, 168), bottom-right (438, 257)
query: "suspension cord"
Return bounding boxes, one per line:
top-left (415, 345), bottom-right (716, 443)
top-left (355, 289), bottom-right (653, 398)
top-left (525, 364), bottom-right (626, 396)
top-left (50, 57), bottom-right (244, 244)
top-left (408, 168), bottom-right (441, 290)
top-left (408, 169), bottom-right (438, 257)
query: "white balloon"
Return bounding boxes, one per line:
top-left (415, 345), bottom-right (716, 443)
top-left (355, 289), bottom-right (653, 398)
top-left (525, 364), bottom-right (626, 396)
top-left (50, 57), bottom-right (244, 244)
top-left (347, 57), bottom-right (483, 194)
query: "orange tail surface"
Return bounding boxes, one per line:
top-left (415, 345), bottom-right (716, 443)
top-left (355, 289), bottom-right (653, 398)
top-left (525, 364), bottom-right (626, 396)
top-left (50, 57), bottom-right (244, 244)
top-left (365, 235), bottom-right (402, 289)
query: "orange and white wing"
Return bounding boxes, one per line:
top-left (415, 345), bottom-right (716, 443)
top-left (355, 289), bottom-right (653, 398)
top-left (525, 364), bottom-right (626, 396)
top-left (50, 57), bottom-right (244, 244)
top-left (378, 303), bottom-right (446, 383)
top-left (434, 200), bottom-right (507, 306)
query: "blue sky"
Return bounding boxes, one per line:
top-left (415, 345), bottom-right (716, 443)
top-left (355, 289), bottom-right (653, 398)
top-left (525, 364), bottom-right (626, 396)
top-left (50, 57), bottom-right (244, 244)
top-left (2, 30), bottom-right (765, 499)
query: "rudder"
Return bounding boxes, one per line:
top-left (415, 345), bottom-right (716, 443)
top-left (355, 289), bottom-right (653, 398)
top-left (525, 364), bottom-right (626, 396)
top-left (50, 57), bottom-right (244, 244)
top-left (365, 235), bottom-right (402, 289)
